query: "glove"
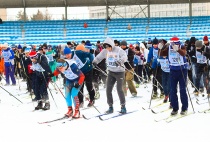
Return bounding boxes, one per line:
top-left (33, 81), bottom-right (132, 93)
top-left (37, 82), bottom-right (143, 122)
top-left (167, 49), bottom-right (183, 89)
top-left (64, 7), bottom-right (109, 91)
top-left (158, 43), bottom-right (163, 49)
top-left (48, 73), bottom-right (54, 77)
top-left (74, 82), bottom-right (80, 88)
top-left (172, 44), bottom-right (179, 51)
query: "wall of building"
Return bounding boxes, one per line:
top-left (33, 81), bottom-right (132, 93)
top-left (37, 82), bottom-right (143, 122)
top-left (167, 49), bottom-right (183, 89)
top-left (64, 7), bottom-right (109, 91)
top-left (0, 9), bottom-right (7, 20)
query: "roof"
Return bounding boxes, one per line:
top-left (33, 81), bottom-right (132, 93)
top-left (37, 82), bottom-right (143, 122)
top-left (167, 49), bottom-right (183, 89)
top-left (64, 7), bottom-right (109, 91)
top-left (0, 0), bottom-right (209, 8)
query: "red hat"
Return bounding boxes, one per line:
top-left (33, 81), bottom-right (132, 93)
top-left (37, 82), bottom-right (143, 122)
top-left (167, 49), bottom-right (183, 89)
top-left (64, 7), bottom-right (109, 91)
top-left (203, 35), bottom-right (208, 41)
top-left (170, 36), bottom-right (180, 44)
top-left (29, 51), bottom-right (37, 58)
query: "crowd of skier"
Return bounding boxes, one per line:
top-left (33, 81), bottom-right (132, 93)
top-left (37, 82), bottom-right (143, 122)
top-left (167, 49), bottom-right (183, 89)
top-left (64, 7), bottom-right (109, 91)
top-left (0, 35), bottom-right (209, 117)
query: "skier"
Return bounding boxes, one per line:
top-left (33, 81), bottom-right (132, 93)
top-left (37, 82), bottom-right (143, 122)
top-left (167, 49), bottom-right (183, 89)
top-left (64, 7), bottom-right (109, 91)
top-left (71, 44), bottom-right (95, 107)
top-left (29, 50), bottom-right (52, 110)
top-left (146, 37), bottom-right (164, 99)
top-left (1, 43), bottom-right (16, 86)
top-left (92, 37), bottom-right (128, 114)
top-left (158, 39), bottom-right (171, 103)
top-left (159, 36), bottom-right (188, 115)
top-left (120, 40), bottom-right (137, 96)
top-left (50, 47), bottom-right (85, 118)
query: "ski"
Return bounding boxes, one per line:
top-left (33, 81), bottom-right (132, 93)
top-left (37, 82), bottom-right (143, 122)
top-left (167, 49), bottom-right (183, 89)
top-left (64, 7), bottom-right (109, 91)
top-left (38, 116), bottom-right (69, 124)
top-left (82, 113), bottom-right (108, 120)
top-left (196, 100), bottom-right (208, 105)
top-left (165, 112), bottom-right (194, 123)
top-left (142, 102), bottom-right (168, 110)
top-left (198, 108), bottom-right (210, 113)
top-left (151, 108), bottom-right (171, 114)
top-left (98, 110), bottom-right (138, 121)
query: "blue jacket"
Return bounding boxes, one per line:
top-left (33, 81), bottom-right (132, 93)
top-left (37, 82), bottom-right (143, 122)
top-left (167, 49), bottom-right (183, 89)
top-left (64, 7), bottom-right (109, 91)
top-left (2, 48), bottom-right (14, 67)
top-left (71, 50), bottom-right (93, 74)
top-left (147, 47), bottom-right (160, 69)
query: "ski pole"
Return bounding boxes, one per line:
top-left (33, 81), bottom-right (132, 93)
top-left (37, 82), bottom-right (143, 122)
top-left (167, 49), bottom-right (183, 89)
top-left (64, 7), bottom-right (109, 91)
top-left (0, 85), bottom-right (23, 103)
top-left (42, 72), bottom-right (58, 108)
top-left (53, 81), bottom-right (65, 99)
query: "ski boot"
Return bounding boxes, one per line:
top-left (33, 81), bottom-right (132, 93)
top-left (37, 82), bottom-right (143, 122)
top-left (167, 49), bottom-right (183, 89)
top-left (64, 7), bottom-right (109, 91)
top-left (163, 95), bottom-right (169, 103)
top-left (94, 91), bottom-right (100, 100)
top-left (65, 107), bottom-right (73, 117)
top-left (200, 88), bottom-right (204, 93)
top-left (119, 105), bottom-right (127, 114)
top-left (193, 90), bottom-right (199, 96)
top-left (87, 100), bottom-right (95, 107)
top-left (152, 92), bottom-right (158, 99)
top-left (160, 91), bottom-right (165, 98)
top-left (105, 106), bottom-right (114, 114)
top-left (180, 110), bottom-right (188, 115)
top-left (171, 109), bottom-right (178, 116)
top-left (35, 100), bottom-right (43, 110)
top-left (72, 109), bottom-right (80, 119)
top-left (79, 102), bottom-right (84, 108)
top-left (43, 101), bottom-right (50, 110)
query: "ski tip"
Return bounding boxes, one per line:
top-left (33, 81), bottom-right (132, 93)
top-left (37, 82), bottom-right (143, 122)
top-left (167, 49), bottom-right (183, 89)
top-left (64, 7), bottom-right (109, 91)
top-left (151, 109), bottom-right (157, 114)
top-left (98, 116), bottom-right (104, 121)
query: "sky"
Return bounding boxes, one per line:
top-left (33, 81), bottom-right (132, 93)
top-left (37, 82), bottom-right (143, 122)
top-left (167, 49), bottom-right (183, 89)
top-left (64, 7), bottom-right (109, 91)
top-left (6, 7), bottom-right (90, 20)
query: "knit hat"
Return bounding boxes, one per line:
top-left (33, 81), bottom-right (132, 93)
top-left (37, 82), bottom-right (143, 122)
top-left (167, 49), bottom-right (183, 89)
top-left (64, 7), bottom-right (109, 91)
top-left (152, 38), bottom-right (158, 44)
top-left (203, 35), bottom-right (208, 41)
top-left (76, 44), bottom-right (86, 51)
top-left (170, 36), bottom-right (180, 44)
top-left (136, 41), bottom-right (140, 45)
top-left (85, 40), bottom-right (92, 49)
top-left (120, 40), bottom-right (127, 46)
top-left (18, 44), bottom-right (22, 49)
top-left (29, 51), bottom-right (38, 58)
top-left (63, 47), bottom-right (72, 55)
top-left (190, 37), bottom-right (196, 44)
top-left (195, 40), bottom-right (203, 47)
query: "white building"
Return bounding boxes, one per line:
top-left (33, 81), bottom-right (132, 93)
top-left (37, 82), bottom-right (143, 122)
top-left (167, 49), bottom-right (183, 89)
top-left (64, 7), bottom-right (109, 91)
top-left (88, 3), bottom-right (210, 19)
top-left (0, 9), bottom-right (7, 21)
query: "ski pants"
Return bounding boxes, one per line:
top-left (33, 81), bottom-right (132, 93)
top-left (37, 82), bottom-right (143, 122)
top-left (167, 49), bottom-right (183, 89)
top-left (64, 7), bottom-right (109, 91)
top-left (65, 79), bottom-right (81, 107)
top-left (34, 72), bottom-right (49, 101)
top-left (5, 65), bottom-right (16, 85)
top-left (106, 71), bottom-right (125, 106)
top-left (78, 69), bottom-right (95, 103)
top-left (162, 71), bottom-right (170, 98)
top-left (170, 69), bottom-right (188, 111)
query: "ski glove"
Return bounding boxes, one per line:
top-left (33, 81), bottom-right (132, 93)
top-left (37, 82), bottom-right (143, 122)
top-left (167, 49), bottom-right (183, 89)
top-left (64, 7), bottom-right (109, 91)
top-left (48, 73), bottom-right (54, 77)
top-left (74, 82), bottom-right (80, 88)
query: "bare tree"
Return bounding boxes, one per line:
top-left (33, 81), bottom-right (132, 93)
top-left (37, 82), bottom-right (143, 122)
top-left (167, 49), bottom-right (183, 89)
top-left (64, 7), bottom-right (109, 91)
top-left (30, 10), bottom-right (44, 21)
top-left (16, 10), bottom-right (29, 21)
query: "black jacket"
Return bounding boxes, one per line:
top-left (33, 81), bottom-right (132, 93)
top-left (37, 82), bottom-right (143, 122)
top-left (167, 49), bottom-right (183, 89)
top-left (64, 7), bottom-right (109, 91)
top-left (122, 47), bottom-right (134, 70)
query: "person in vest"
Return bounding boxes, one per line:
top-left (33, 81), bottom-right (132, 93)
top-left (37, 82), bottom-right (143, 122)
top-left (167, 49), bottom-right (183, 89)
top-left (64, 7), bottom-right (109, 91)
top-left (158, 39), bottom-right (171, 104)
top-left (71, 44), bottom-right (95, 107)
top-left (0, 44), bottom-right (4, 81)
top-left (120, 40), bottom-right (137, 97)
top-left (50, 47), bottom-right (85, 118)
top-left (44, 45), bottom-right (57, 82)
top-left (146, 38), bottom-right (164, 99)
top-left (23, 47), bottom-right (33, 95)
top-left (194, 40), bottom-right (209, 96)
top-left (29, 51), bottom-right (52, 110)
top-left (92, 37), bottom-right (128, 114)
top-left (1, 43), bottom-right (16, 86)
top-left (133, 45), bottom-right (145, 88)
top-left (159, 36), bottom-right (188, 115)
top-left (187, 37), bottom-right (204, 94)
top-left (202, 35), bottom-right (210, 98)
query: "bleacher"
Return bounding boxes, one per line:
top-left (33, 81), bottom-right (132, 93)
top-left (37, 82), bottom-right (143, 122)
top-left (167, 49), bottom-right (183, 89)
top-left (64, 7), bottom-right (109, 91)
top-left (0, 16), bottom-right (210, 45)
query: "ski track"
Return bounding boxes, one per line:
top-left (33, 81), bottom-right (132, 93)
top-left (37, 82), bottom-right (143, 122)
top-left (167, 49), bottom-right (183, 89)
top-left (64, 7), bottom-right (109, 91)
top-left (0, 78), bottom-right (210, 142)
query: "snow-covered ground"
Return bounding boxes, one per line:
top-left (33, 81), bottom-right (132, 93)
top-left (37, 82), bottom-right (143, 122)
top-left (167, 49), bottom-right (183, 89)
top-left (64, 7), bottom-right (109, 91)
top-left (0, 76), bottom-right (210, 142)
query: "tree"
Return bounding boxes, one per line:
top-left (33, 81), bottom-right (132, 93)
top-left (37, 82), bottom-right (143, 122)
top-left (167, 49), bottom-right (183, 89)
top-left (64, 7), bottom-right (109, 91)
top-left (44, 8), bottom-right (52, 20)
top-left (30, 10), bottom-right (44, 21)
top-left (16, 10), bottom-right (29, 21)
